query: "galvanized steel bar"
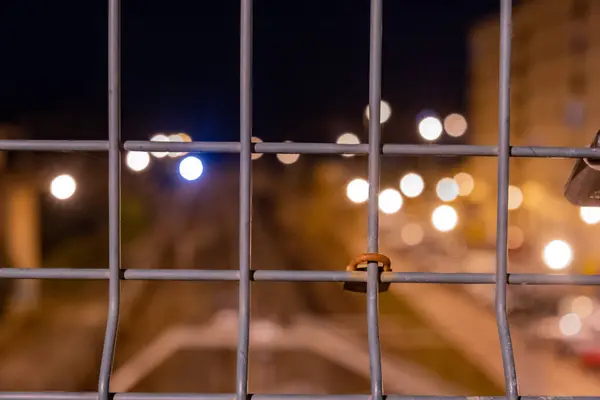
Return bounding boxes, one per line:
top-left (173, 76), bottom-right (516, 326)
top-left (236, 0), bottom-right (253, 399)
top-left (98, 0), bottom-right (122, 398)
top-left (4, 394), bottom-right (600, 400)
top-left (495, 0), bottom-right (518, 399)
top-left (124, 140), bottom-right (600, 159)
top-left (0, 140), bottom-right (109, 151)
top-left (366, 0), bottom-right (384, 398)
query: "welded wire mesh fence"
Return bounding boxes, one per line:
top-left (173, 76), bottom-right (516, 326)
top-left (0, 0), bottom-right (597, 399)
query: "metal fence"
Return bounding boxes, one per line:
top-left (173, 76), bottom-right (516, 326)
top-left (2, 0), bottom-right (600, 399)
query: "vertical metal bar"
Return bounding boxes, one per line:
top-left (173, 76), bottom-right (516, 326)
top-left (236, 0), bottom-right (252, 399)
top-left (495, 0), bottom-right (518, 399)
top-left (366, 0), bottom-right (383, 398)
top-left (98, 0), bottom-right (121, 398)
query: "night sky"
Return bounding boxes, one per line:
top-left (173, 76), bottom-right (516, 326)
top-left (0, 0), bottom-right (502, 143)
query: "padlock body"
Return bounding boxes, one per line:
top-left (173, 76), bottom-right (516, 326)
top-left (564, 158), bottom-right (600, 206)
top-left (343, 266), bottom-right (390, 293)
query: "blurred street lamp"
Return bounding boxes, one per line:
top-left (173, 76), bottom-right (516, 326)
top-left (443, 113), bottom-right (468, 138)
top-left (508, 185), bottom-right (523, 210)
top-left (150, 134), bottom-right (170, 158)
top-left (364, 100), bottom-right (392, 124)
top-left (454, 172), bottom-right (474, 196)
top-left (126, 151), bottom-right (150, 172)
top-left (436, 178), bottom-right (459, 202)
top-left (418, 116), bottom-right (443, 141)
top-left (336, 132), bottom-right (360, 157)
top-left (252, 136), bottom-right (263, 160)
top-left (178, 156), bottom-right (204, 181)
top-left (399, 173), bottom-right (424, 198)
top-left (432, 205), bottom-right (458, 232)
top-left (167, 134), bottom-right (185, 158)
top-left (346, 178), bottom-right (369, 204)
top-left (580, 207), bottom-right (600, 225)
top-left (572, 296), bottom-right (594, 318)
top-left (50, 174), bottom-right (77, 200)
top-left (276, 141), bottom-right (300, 165)
top-left (559, 312), bottom-right (582, 337)
top-left (543, 240), bottom-right (573, 270)
top-left (379, 188), bottom-right (403, 214)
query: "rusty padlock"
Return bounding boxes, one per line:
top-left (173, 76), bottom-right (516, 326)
top-left (343, 253), bottom-right (391, 293)
top-left (565, 129), bottom-right (600, 206)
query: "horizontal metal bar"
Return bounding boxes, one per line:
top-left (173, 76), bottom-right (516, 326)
top-left (1, 268), bottom-right (600, 285)
top-left (124, 141), bottom-right (600, 159)
top-left (0, 140), bottom-right (595, 159)
top-left (0, 393), bottom-right (599, 400)
top-left (0, 140), bottom-right (108, 151)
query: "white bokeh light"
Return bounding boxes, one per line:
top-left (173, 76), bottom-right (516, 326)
top-left (436, 178), bottom-right (459, 202)
top-left (580, 207), bottom-right (600, 225)
top-left (126, 151), bottom-right (150, 172)
top-left (443, 113), bottom-right (468, 137)
top-left (178, 156), bottom-right (204, 181)
top-left (508, 185), bottom-right (523, 210)
top-left (572, 296), bottom-right (594, 319)
top-left (365, 100), bottom-right (392, 124)
top-left (50, 174), bottom-right (77, 200)
top-left (432, 205), bottom-right (458, 232)
top-left (251, 136), bottom-right (263, 160)
top-left (454, 172), bottom-right (474, 196)
top-left (346, 178), bottom-right (369, 204)
top-left (399, 173), bottom-right (424, 198)
top-left (378, 188), bottom-right (403, 214)
top-left (150, 134), bottom-right (170, 158)
top-left (401, 223), bottom-right (424, 246)
top-left (336, 132), bottom-right (360, 158)
top-left (276, 141), bottom-right (300, 165)
top-left (418, 116), bottom-right (443, 141)
top-left (543, 240), bottom-right (573, 270)
top-left (167, 133), bottom-right (185, 158)
top-left (559, 312), bottom-right (582, 336)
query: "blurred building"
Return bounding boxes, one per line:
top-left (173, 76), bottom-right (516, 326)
top-left (467, 0), bottom-right (600, 259)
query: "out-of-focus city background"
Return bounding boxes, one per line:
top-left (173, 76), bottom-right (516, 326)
top-left (1, 0), bottom-right (600, 395)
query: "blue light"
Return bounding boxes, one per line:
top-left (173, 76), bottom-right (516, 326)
top-left (178, 156), bottom-right (204, 181)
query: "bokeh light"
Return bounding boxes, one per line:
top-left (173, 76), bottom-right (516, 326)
top-left (346, 178), bottom-right (369, 204)
top-left (365, 100), bottom-right (392, 124)
top-left (543, 240), bottom-right (573, 270)
top-left (443, 113), bottom-right (468, 137)
top-left (276, 141), bottom-right (300, 165)
top-left (251, 136), bottom-right (263, 160)
top-left (336, 132), bottom-right (360, 158)
top-left (178, 156), bottom-right (204, 181)
top-left (580, 207), bottom-right (600, 225)
top-left (418, 116), bottom-right (443, 141)
top-left (50, 174), bottom-right (77, 200)
top-left (399, 173), bottom-right (424, 198)
top-left (432, 205), bottom-right (458, 232)
top-left (379, 188), bottom-right (403, 214)
top-left (126, 151), bottom-right (150, 172)
top-left (436, 178), bottom-right (459, 202)
top-left (167, 133), bottom-right (185, 158)
top-left (572, 296), bottom-right (594, 319)
top-left (559, 312), bottom-right (582, 336)
top-left (508, 185), bottom-right (523, 210)
top-left (150, 134), bottom-right (170, 158)
top-left (454, 172), bottom-right (474, 196)
top-left (401, 223), bottom-right (424, 246)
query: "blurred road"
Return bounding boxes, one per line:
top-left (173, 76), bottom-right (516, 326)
top-left (0, 169), bottom-right (476, 394)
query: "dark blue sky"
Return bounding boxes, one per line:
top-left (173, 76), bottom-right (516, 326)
top-left (0, 0), bottom-right (501, 142)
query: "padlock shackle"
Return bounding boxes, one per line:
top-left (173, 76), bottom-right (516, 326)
top-left (346, 253), bottom-right (391, 272)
